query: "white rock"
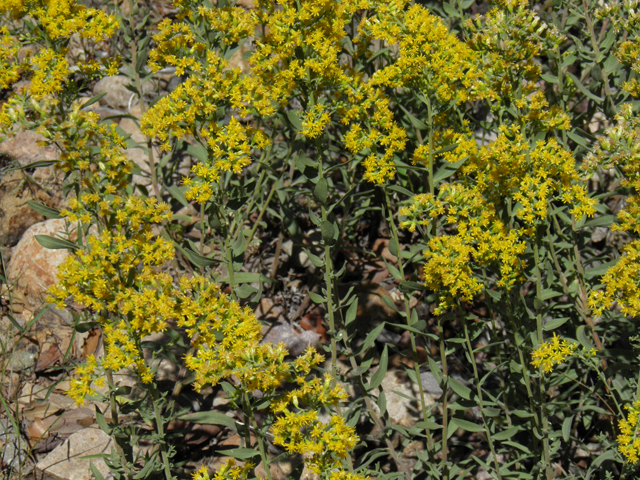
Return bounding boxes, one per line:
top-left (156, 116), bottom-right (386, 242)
top-left (36, 428), bottom-right (112, 480)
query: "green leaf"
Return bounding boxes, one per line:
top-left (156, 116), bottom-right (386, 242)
top-left (231, 232), bottom-right (247, 256)
top-left (230, 272), bottom-right (274, 284)
top-left (345, 299), bottom-right (358, 326)
top-left (358, 322), bottom-right (386, 355)
top-left (75, 322), bottom-right (97, 333)
top-left (321, 220), bottom-right (336, 244)
top-left (221, 448), bottom-right (260, 460)
top-left (386, 185), bottom-right (414, 198)
top-left (89, 462), bottom-right (106, 480)
top-left (186, 142), bottom-right (208, 162)
top-left (17, 160), bottom-right (57, 170)
top-left (449, 377), bottom-right (472, 400)
top-left (236, 283), bottom-right (258, 299)
top-left (177, 245), bottom-right (219, 267)
top-left (286, 110), bottom-right (303, 130)
top-left (304, 249), bottom-right (325, 268)
top-left (95, 406), bottom-right (112, 435)
top-left (367, 345), bottom-right (388, 391)
top-left (81, 92), bottom-right (107, 109)
top-left (543, 317), bottom-right (570, 331)
top-left (492, 426), bottom-right (520, 441)
top-left (584, 260), bottom-right (616, 279)
top-left (591, 449), bottom-right (616, 468)
top-left (398, 104), bottom-right (427, 130)
top-left (35, 235), bottom-right (78, 251)
top-left (428, 357), bottom-right (443, 385)
top-left (167, 184), bottom-right (189, 208)
top-left (565, 72), bottom-right (604, 103)
top-left (577, 325), bottom-right (595, 350)
top-left (309, 291), bottom-right (325, 304)
top-left (433, 157), bottom-right (466, 185)
top-left (449, 417), bottom-right (484, 434)
top-left (582, 214), bottom-right (615, 228)
top-left (442, 2), bottom-right (460, 18)
top-left (27, 201), bottom-right (61, 219)
top-left (377, 390), bottom-right (387, 417)
top-left (178, 411), bottom-right (238, 432)
top-left (562, 416), bottom-right (573, 442)
top-left (566, 130), bottom-right (590, 149)
top-left (314, 178), bottom-right (328, 204)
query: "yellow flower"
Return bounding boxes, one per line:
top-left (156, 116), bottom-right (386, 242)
top-left (618, 401), bottom-right (640, 464)
top-left (530, 333), bottom-right (578, 373)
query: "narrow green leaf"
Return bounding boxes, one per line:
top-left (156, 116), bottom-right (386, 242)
top-left (27, 201), bottom-right (61, 219)
top-left (543, 317), bottom-right (570, 331)
top-left (345, 299), bottom-right (358, 326)
top-left (492, 426), bottom-right (520, 441)
top-left (309, 291), bottom-right (325, 304)
top-left (358, 322), bottom-right (386, 355)
top-left (449, 417), bottom-right (484, 433)
top-left (81, 92), bottom-right (107, 109)
top-left (95, 406), bottom-right (112, 435)
top-left (562, 416), bottom-right (573, 442)
top-left (577, 325), bottom-right (594, 350)
top-left (231, 232), bottom-right (247, 256)
top-left (35, 235), bottom-right (78, 251)
top-left (565, 72), bottom-right (604, 103)
top-left (221, 448), bottom-right (260, 460)
top-left (398, 104), bottom-right (427, 130)
top-left (367, 345), bottom-right (388, 391)
top-left (304, 249), bottom-right (325, 268)
top-left (178, 411), bottom-right (238, 432)
top-left (90, 462), bottom-right (106, 480)
top-left (449, 377), bottom-right (472, 400)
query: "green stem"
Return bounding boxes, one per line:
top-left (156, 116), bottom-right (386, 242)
top-left (106, 370), bottom-right (133, 480)
top-left (383, 189), bottom-right (436, 459)
top-left (462, 316), bottom-right (502, 480)
top-left (149, 385), bottom-right (174, 480)
top-left (438, 316), bottom-right (449, 480)
top-left (533, 237), bottom-right (552, 480)
top-left (244, 392), bottom-right (272, 480)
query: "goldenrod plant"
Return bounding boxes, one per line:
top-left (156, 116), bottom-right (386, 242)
top-left (3, 0), bottom-right (640, 479)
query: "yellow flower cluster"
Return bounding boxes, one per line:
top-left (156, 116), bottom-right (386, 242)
top-left (530, 333), bottom-right (578, 373)
top-left (0, 26), bottom-right (20, 89)
top-left (49, 196), bottom-right (174, 397)
top-left (618, 401), bottom-right (640, 463)
top-left (587, 106), bottom-right (640, 317)
top-left (67, 355), bottom-right (105, 405)
top-left (466, 0), bottom-right (564, 99)
top-left (0, 0), bottom-right (118, 97)
top-left (272, 412), bottom-right (358, 474)
top-left (464, 125), bottom-right (596, 226)
top-left (585, 105), bottom-right (640, 233)
top-left (597, 1), bottom-right (640, 96)
top-left (589, 240), bottom-right (640, 318)
top-left (193, 459), bottom-right (254, 480)
top-left (400, 184), bottom-right (526, 313)
top-left (364, 2), bottom-right (489, 104)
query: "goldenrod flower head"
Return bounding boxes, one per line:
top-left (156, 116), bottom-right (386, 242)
top-left (530, 333), bottom-right (578, 373)
top-left (618, 401), bottom-right (640, 464)
top-left (589, 240), bottom-right (640, 318)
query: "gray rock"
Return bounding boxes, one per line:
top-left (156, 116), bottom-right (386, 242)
top-left (261, 323), bottom-right (320, 356)
top-left (36, 428), bottom-right (112, 480)
top-left (93, 75), bottom-right (157, 110)
top-left (0, 418), bottom-right (27, 469)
